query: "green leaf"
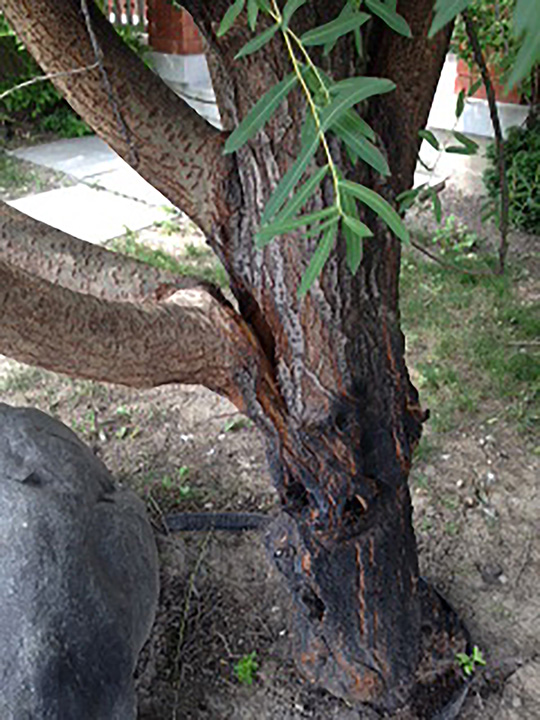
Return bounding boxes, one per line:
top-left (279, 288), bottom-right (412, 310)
top-left (247, 0), bottom-right (259, 30)
top-left (321, 3), bottom-right (355, 56)
top-left (508, 5), bottom-right (540, 89)
top-left (396, 185), bottom-right (424, 211)
top-left (429, 0), bottom-right (472, 38)
top-left (333, 116), bottom-right (390, 176)
top-left (456, 89), bottom-right (465, 119)
top-left (273, 164), bottom-right (329, 224)
top-left (256, 206), bottom-right (338, 247)
top-left (445, 146), bottom-right (474, 155)
top-left (282, 0), bottom-right (308, 27)
top-left (218, 0), bottom-right (245, 37)
top-left (303, 216), bottom-right (341, 240)
top-left (452, 130), bottom-right (479, 154)
top-left (429, 188), bottom-right (442, 223)
top-left (342, 193), bottom-right (364, 274)
top-left (298, 222), bottom-right (338, 297)
top-left (342, 109), bottom-right (376, 142)
top-left (301, 12), bottom-right (371, 47)
top-left (261, 123), bottom-right (320, 223)
top-left (235, 23), bottom-right (279, 59)
top-left (340, 180), bottom-right (409, 242)
top-left (418, 129), bottom-right (440, 150)
top-left (365, 0), bottom-right (412, 38)
top-left (467, 78), bottom-right (482, 97)
top-left (321, 78), bottom-right (396, 132)
top-left (225, 73), bottom-right (298, 153)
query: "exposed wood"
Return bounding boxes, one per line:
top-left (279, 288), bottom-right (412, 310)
top-left (0, 0), bottom-right (232, 237)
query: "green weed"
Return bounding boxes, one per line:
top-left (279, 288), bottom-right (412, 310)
top-left (234, 651), bottom-right (259, 686)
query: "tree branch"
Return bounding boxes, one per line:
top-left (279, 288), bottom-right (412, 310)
top-left (462, 10), bottom-right (509, 275)
top-left (0, 202), bottom-right (205, 302)
top-left (0, 257), bottom-right (257, 399)
top-left (0, 0), bottom-right (233, 236)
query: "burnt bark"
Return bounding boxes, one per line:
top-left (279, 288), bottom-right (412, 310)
top-left (0, 0), bottom-right (469, 712)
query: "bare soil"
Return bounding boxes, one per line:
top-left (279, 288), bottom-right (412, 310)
top-left (0, 157), bottom-right (538, 717)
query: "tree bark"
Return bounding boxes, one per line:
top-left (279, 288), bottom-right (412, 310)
top-left (0, 0), bottom-right (469, 712)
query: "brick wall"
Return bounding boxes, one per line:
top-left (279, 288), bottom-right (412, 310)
top-left (147, 0), bottom-right (203, 55)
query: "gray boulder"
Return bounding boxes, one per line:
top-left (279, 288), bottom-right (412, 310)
top-left (0, 403), bottom-right (159, 720)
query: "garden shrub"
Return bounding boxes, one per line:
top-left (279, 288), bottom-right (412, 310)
top-left (483, 118), bottom-right (540, 234)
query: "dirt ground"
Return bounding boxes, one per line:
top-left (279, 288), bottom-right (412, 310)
top-left (0, 169), bottom-right (539, 717)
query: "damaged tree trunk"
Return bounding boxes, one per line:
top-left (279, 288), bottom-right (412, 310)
top-left (0, 0), bottom-right (469, 713)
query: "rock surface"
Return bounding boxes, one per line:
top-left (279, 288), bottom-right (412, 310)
top-left (0, 403), bottom-right (159, 720)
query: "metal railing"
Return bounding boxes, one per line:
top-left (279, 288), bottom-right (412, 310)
top-left (107, 0), bottom-right (147, 28)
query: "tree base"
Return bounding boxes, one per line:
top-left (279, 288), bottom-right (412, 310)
top-left (266, 513), bottom-right (471, 719)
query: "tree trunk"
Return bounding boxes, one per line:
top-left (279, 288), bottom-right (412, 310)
top-left (0, 0), bottom-right (469, 713)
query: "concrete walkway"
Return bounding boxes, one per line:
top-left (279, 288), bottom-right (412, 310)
top-left (7, 136), bottom-right (174, 245)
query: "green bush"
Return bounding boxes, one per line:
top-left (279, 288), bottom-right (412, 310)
top-left (1, 9), bottom-right (149, 140)
top-left (483, 118), bottom-right (540, 234)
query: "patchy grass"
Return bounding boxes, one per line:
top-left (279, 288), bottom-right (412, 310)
top-left (401, 251), bottom-right (540, 435)
top-left (0, 149), bottom-right (74, 200)
top-left (109, 232), bottom-right (229, 288)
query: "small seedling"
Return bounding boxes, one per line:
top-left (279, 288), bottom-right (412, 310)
top-left (456, 645), bottom-right (486, 677)
top-left (177, 466), bottom-right (190, 480)
top-left (234, 651), bottom-right (258, 686)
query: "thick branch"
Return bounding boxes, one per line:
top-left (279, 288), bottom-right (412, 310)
top-left (0, 0), bottom-right (233, 236)
top-left (0, 202), bottom-right (204, 302)
top-left (0, 258), bottom-right (260, 401)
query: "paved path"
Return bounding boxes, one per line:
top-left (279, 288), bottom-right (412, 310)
top-left (7, 136), bottom-right (174, 244)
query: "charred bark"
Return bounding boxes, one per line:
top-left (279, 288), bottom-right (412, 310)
top-left (0, 0), bottom-right (470, 713)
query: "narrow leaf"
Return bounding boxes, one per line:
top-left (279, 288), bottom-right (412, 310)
top-left (445, 145), bottom-right (475, 155)
top-left (429, 0), bottom-right (472, 38)
top-left (247, 0), bottom-right (259, 30)
top-left (343, 215), bottom-right (373, 238)
top-left (455, 89), bottom-right (465, 119)
top-left (343, 109), bottom-right (376, 142)
top-left (513, 0), bottom-right (540, 61)
top-left (235, 23), bottom-right (279, 59)
top-left (334, 117), bottom-right (390, 176)
top-left (256, 206), bottom-right (338, 247)
top-left (282, 0), bottom-right (308, 27)
top-left (321, 78), bottom-right (396, 132)
top-left (418, 129), bottom-right (440, 150)
top-left (340, 180), bottom-right (409, 242)
top-left (342, 193), bottom-right (363, 273)
top-left (273, 165), bottom-right (329, 224)
top-left (396, 185), bottom-right (424, 211)
top-left (365, 0), bottom-right (412, 38)
top-left (467, 78), bottom-right (482, 97)
top-left (301, 12), bottom-right (371, 47)
top-left (261, 124), bottom-right (320, 223)
top-left (303, 216), bottom-right (341, 240)
top-left (218, 0), bottom-right (245, 37)
top-left (429, 188), bottom-right (442, 223)
top-left (298, 222), bottom-right (338, 297)
top-left (453, 130), bottom-right (479, 153)
top-left (225, 73), bottom-right (298, 153)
